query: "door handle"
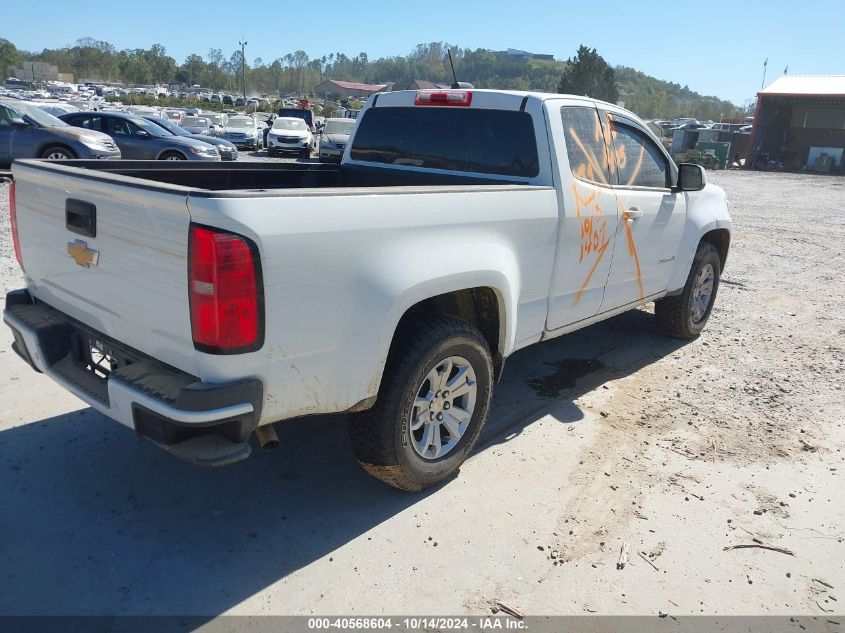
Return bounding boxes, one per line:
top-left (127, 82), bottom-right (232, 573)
top-left (66, 199), bottom-right (97, 237)
top-left (623, 207), bottom-right (643, 221)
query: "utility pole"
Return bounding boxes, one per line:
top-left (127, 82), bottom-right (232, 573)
top-left (760, 57), bottom-right (768, 90)
top-left (239, 39), bottom-right (248, 101)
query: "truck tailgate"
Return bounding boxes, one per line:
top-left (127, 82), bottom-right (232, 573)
top-left (11, 161), bottom-right (199, 376)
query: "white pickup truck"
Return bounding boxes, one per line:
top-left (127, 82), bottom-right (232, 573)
top-left (4, 89), bottom-right (731, 490)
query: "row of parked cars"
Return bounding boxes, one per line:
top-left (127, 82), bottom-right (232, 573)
top-left (0, 98), bottom-right (358, 166)
top-left (0, 100), bottom-right (250, 165)
top-left (652, 118), bottom-right (753, 137)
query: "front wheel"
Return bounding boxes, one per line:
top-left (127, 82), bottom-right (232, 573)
top-left (160, 151), bottom-right (186, 161)
top-left (41, 145), bottom-right (76, 160)
top-left (349, 315), bottom-right (493, 491)
top-left (655, 242), bottom-right (721, 339)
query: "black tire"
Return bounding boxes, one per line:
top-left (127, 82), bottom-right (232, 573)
top-left (655, 242), bottom-right (721, 339)
top-left (41, 145), bottom-right (77, 160)
top-left (300, 148), bottom-right (310, 159)
top-left (160, 151), bottom-right (186, 161)
top-left (349, 314), bottom-right (494, 491)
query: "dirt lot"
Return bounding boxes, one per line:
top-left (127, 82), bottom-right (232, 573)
top-left (0, 169), bottom-right (842, 618)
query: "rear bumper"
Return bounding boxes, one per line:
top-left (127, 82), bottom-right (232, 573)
top-left (3, 289), bottom-right (262, 466)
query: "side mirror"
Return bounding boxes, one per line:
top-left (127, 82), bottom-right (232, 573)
top-left (135, 129), bottom-right (151, 139)
top-left (677, 163), bottom-right (706, 191)
top-left (10, 117), bottom-right (30, 128)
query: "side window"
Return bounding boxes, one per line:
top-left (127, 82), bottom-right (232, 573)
top-left (560, 106), bottom-right (612, 185)
top-left (77, 116), bottom-right (103, 132)
top-left (107, 118), bottom-right (131, 136)
top-left (0, 105), bottom-right (14, 126)
top-left (608, 121), bottom-right (669, 188)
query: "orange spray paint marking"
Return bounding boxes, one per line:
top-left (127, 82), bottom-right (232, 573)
top-left (621, 201), bottom-right (644, 300)
top-left (607, 113), bottom-right (644, 298)
top-left (568, 127), bottom-right (609, 185)
top-left (574, 239), bottom-right (610, 306)
top-left (626, 146), bottom-right (646, 187)
top-left (572, 183), bottom-right (610, 303)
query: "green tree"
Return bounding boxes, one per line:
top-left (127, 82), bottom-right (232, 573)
top-left (557, 45), bottom-right (619, 103)
top-left (0, 38), bottom-right (21, 77)
top-left (180, 53), bottom-right (206, 86)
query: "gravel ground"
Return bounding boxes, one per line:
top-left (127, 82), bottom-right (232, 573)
top-left (0, 169), bottom-right (842, 618)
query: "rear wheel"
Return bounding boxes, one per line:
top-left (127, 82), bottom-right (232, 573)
top-left (160, 151), bottom-right (186, 161)
top-left (41, 145), bottom-right (76, 160)
top-left (655, 242), bottom-right (721, 339)
top-left (349, 315), bottom-right (493, 491)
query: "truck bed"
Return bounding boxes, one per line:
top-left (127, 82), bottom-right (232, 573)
top-left (10, 158), bottom-right (557, 430)
top-left (25, 160), bottom-right (533, 192)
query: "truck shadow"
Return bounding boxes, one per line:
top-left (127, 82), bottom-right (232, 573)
top-left (0, 308), bottom-right (687, 617)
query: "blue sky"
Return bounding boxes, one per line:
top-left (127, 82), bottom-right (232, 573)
top-left (4, 0), bottom-right (844, 105)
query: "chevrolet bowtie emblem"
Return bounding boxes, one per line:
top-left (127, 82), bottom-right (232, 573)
top-left (67, 240), bottom-right (99, 268)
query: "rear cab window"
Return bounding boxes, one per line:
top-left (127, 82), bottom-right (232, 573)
top-left (350, 106), bottom-right (540, 178)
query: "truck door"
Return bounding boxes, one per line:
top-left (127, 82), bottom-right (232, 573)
top-left (545, 103), bottom-right (620, 331)
top-left (600, 111), bottom-right (686, 310)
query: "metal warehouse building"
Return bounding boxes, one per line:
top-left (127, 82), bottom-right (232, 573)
top-left (749, 75), bottom-right (845, 174)
top-left (312, 80), bottom-right (390, 100)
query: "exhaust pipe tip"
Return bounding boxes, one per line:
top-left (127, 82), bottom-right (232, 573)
top-left (255, 424), bottom-right (279, 452)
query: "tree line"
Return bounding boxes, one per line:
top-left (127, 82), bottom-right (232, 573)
top-left (1, 38), bottom-right (750, 120)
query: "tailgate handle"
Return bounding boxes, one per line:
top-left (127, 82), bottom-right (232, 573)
top-left (66, 199), bottom-right (97, 238)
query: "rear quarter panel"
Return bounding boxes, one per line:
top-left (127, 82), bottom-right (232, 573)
top-left (187, 185), bottom-right (558, 423)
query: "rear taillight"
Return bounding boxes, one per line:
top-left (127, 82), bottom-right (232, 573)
top-left (9, 181), bottom-right (23, 269)
top-left (188, 224), bottom-right (263, 353)
top-left (414, 90), bottom-right (473, 107)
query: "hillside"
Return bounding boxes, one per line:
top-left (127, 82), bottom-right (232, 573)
top-left (1, 37), bottom-right (749, 119)
top-left (615, 66), bottom-right (748, 120)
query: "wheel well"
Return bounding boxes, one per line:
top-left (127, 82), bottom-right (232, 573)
top-left (397, 287), bottom-right (504, 380)
top-left (39, 143), bottom-right (76, 158)
top-left (159, 149), bottom-right (185, 159)
top-left (700, 229), bottom-right (730, 271)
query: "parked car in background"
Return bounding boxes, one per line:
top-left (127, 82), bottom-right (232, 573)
top-left (277, 107), bottom-right (314, 132)
top-left (0, 100), bottom-right (120, 166)
top-left (181, 116), bottom-right (217, 136)
top-left (60, 111), bottom-right (220, 161)
top-left (164, 110), bottom-right (184, 125)
top-left (235, 97), bottom-right (246, 107)
top-left (30, 102), bottom-right (80, 118)
top-left (223, 95), bottom-right (234, 105)
top-left (318, 117), bottom-right (355, 162)
top-left (675, 121), bottom-right (709, 131)
top-left (210, 93), bottom-right (221, 103)
top-left (267, 117), bottom-right (313, 157)
top-left (221, 115), bottom-right (262, 150)
top-left (204, 113), bottom-right (227, 136)
top-left (141, 115), bottom-right (239, 160)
